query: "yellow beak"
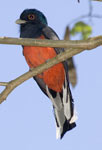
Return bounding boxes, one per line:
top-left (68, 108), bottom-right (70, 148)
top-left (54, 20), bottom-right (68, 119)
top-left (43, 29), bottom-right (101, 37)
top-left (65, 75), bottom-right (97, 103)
top-left (15, 19), bottom-right (27, 24)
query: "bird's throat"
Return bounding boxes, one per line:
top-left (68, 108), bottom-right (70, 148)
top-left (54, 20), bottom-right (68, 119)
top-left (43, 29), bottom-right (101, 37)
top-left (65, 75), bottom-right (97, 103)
top-left (20, 23), bottom-right (43, 38)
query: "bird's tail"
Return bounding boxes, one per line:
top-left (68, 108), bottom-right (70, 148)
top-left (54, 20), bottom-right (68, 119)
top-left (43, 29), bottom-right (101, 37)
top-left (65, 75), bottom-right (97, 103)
top-left (46, 75), bottom-right (77, 139)
top-left (53, 90), bottom-right (77, 139)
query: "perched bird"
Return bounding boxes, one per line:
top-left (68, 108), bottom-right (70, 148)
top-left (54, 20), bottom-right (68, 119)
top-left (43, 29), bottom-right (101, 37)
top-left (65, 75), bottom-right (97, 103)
top-left (16, 9), bottom-right (77, 139)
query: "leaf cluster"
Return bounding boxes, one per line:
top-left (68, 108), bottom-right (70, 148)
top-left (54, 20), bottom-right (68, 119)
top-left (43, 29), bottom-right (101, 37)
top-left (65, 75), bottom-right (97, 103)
top-left (70, 21), bottom-right (92, 40)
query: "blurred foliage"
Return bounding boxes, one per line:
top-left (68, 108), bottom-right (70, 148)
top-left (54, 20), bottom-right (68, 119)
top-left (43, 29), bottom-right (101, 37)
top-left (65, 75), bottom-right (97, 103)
top-left (66, 22), bottom-right (92, 87)
top-left (64, 27), bottom-right (77, 87)
top-left (70, 21), bottom-right (92, 40)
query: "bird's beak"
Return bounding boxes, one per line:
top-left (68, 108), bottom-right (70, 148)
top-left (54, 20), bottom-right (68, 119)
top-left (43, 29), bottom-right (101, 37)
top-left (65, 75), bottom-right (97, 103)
top-left (15, 19), bottom-right (27, 24)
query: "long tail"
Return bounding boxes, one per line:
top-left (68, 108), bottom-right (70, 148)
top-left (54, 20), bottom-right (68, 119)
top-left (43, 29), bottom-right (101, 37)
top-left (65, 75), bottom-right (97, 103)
top-left (53, 88), bottom-right (77, 139)
top-left (46, 75), bottom-right (77, 139)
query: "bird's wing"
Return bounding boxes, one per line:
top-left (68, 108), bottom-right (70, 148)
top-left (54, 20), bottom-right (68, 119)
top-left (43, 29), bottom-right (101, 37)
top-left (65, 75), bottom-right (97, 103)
top-left (42, 26), bottom-right (64, 53)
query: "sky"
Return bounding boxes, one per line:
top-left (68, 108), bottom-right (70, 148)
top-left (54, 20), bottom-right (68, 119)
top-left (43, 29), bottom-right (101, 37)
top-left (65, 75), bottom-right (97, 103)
top-left (0, 0), bottom-right (102, 150)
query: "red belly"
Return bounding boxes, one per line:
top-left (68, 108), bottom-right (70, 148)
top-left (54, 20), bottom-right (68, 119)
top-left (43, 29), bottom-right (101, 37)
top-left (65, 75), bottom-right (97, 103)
top-left (23, 46), bottom-right (65, 92)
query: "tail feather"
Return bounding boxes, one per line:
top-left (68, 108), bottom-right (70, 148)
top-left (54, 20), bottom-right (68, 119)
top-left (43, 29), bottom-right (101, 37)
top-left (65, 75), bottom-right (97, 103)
top-left (61, 120), bottom-right (76, 139)
top-left (46, 77), bottom-right (77, 139)
top-left (54, 106), bottom-right (76, 139)
top-left (53, 100), bottom-right (77, 139)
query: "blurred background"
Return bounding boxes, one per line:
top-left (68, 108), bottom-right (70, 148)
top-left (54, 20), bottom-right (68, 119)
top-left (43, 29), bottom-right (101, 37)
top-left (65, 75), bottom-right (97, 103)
top-left (0, 0), bottom-right (102, 150)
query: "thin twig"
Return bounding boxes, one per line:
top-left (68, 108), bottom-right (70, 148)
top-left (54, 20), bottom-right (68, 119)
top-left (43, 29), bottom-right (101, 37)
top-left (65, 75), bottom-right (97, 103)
top-left (68, 14), bottom-right (102, 26)
top-left (92, 0), bottom-right (102, 2)
top-left (0, 82), bottom-right (8, 86)
top-left (89, 0), bottom-right (93, 17)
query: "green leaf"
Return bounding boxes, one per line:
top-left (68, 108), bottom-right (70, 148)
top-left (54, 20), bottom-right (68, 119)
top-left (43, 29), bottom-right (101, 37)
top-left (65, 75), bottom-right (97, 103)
top-left (70, 21), bottom-right (92, 40)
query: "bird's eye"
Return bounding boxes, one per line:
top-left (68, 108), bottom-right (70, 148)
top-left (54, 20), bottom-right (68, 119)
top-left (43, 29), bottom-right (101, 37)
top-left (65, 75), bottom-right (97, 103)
top-left (28, 14), bottom-right (35, 20)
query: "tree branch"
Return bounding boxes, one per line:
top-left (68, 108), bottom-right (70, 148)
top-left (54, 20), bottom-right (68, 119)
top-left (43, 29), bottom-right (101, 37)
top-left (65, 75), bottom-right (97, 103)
top-left (0, 47), bottom-right (83, 104)
top-left (0, 35), bottom-right (102, 103)
top-left (92, 0), bottom-right (102, 2)
top-left (0, 36), bottom-right (102, 49)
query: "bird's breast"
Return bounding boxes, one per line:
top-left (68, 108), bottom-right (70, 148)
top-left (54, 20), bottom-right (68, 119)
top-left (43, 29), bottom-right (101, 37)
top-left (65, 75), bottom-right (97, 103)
top-left (23, 44), bottom-right (65, 92)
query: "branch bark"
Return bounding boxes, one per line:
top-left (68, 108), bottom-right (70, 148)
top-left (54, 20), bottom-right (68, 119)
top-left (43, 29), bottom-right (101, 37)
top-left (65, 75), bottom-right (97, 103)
top-left (0, 82), bottom-right (8, 86)
top-left (0, 47), bottom-right (83, 104)
top-left (0, 36), bottom-right (102, 49)
top-left (92, 0), bottom-right (102, 2)
top-left (0, 35), bottom-right (102, 104)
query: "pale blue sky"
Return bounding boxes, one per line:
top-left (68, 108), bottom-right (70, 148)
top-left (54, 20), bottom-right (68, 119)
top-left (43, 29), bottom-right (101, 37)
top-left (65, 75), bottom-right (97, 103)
top-left (0, 0), bottom-right (102, 150)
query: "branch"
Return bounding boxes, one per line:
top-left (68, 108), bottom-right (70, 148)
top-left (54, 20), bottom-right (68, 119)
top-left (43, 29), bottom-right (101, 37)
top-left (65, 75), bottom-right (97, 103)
top-left (0, 36), bottom-right (102, 50)
top-left (0, 47), bottom-right (83, 104)
top-left (92, 0), bottom-right (102, 1)
top-left (0, 36), bottom-right (102, 49)
top-left (0, 82), bottom-right (8, 86)
top-left (0, 35), bottom-right (102, 103)
top-left (68, 14), bottom-right (102, 26)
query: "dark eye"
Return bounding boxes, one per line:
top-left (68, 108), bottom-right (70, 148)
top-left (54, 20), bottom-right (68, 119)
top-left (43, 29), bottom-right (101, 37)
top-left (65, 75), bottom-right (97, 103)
top-left (28, 14), bottom-right (35, 20)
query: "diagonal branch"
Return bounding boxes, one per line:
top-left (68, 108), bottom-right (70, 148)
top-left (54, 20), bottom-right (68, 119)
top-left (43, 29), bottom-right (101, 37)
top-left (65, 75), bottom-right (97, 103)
top-left (0, 47), bottom-right (83, 104)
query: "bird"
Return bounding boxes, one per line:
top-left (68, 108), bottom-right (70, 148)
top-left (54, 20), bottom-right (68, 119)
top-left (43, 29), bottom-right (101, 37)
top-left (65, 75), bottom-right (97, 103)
top-left (16, 9), bottom-right (77, 139)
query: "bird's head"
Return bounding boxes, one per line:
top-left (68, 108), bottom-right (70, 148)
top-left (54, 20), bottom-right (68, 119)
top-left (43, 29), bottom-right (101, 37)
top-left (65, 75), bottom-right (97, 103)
top-left (16, 9), bottom-right (48, 38)
top-left (16, 9), bottom-right (48, 26)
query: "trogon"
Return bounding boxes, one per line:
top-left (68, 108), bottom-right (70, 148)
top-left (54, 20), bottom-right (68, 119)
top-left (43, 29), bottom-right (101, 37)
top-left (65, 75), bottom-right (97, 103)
top-left (16, 9), bottom-right (77, 139)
